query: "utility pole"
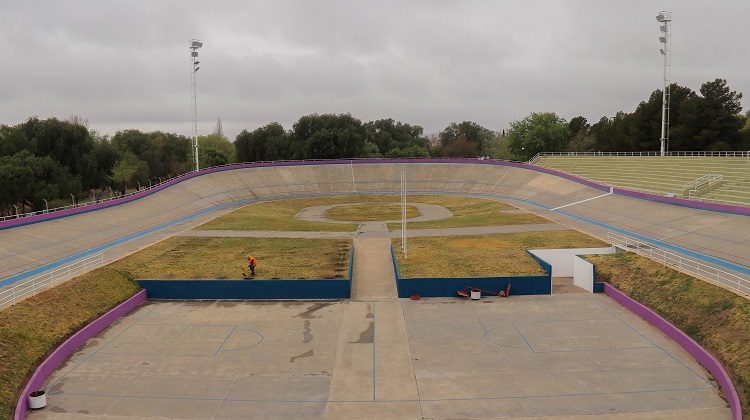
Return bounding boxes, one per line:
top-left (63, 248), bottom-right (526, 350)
top-left (190, 39), bottom-right (203, 172)
top-left (656, 12), bottom-right (672, 156)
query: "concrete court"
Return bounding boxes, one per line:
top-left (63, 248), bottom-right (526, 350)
top-left (31, 295), bottom-right (730, 419)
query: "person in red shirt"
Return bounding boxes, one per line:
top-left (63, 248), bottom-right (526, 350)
top-left (245, 255), bottom-right (257, 278)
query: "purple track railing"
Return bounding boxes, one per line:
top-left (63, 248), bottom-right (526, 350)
top-left (1, 158), bottom-right (747, 231)
top-left (603, 283), bottom-right (742, 419)
top-left (13, 290), bottom-right (147, 420)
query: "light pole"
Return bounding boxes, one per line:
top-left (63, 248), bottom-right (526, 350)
top-left (190, 39), bottom-right (203, 172)
top-left (656, 11), bottom-right (672, 156)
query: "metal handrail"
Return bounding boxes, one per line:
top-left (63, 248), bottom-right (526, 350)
top-left (1, 157), bottom-right (500, 222)
top-left (530, 151), bottom-right (750, 161)
top-left (0, 253), bottom-right (105, 309)
top-left (2, 154), bottom-right (747, 222)
top-left (683, 174), bottom-right (723, 197)
top-left (606, 232), bottom-right (750, 298)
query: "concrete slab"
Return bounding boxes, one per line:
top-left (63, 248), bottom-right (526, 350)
top-left (351, 223), bottom-right (398, 299)
top-left (30, 296), bottom-right (730, 420)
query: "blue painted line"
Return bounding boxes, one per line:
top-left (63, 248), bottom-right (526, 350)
top-left (371, 302), bottom-right (376, 402)
top-left (0, 200), bottom-right (252, 288)
top-left (485, 194), bottom-right (750, 276)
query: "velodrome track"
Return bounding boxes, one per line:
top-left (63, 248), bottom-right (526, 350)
top-left (1, 160), bottom-right (749, 288)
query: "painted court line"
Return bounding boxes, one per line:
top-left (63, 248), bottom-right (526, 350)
top-left (550, 187), bottom-right (614, 210)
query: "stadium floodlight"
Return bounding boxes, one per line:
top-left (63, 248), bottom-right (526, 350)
top-left (189, 39), bottom-right (203, 172)
top-left (656, 11), bottom-right (672, 156)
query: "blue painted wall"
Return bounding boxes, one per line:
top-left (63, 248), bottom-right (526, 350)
top-left (137, 278), bottom-right (350, 300)
top-left (391, 246), bottom-right (552, 298)
top-left (138, 248), bottom-right (353, 300)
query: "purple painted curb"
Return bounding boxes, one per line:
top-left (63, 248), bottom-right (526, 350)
top-left (1, 158), bottom-right (747, 230)
top-left (13, 289), bottom-right (147, 420)
top-left (603, 283), bottom-right (742, 419)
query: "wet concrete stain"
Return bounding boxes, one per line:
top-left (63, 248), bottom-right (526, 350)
top-left (289, 349), bottom-right (314, 363)
top-left (83, 339), bottom-right (100, 349)
top-left (50, 406), bottom-right (66, 413)
top-left (78, 410), bottom-right (91, 414)
top-left (350, 321), bottom-right (374, 344)
top-left (295, 302), bottom-right (335, 319)
top-left (303, 320), bottom-right (313, 343)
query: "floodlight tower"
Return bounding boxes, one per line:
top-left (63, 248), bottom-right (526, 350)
top-left (190, 39), bottom-right (203, 172)
top-left (656, 11), bottom-right (671, 156)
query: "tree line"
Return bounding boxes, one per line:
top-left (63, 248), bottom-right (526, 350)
top-left (1, 78), bottom-right (747, 216)
top-left (507, 78), bottom-right (749, 161)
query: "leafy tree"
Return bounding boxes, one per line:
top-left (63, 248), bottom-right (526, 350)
top-left (110, 152), bottom-right (140, 194)
top-left (506, 112), bottom-right (571, 160)
top-left (437, 121), bottom-right (495, 157)
top-left (387, 144), bottom-right (430, 158)
top-left (112, 130), bottom-right (191, 178)
top-left (198, 134), bottom-right (234, 167)
top-left (364, 118), bottom-right (429, 156)
top-left (235, 122), bottom-right (289, 162)
top-left (568, 116), bottom-right (588, 137)
top-left (0, 151), bottom-right (78, 214)
top-left (292, 114), bottom-right (366, 159)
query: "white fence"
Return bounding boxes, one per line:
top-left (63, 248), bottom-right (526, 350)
top-left (607, 232), bottom-right (750, 298)
top-left (683, 174), bottom-right (723, 197)
top-left (529, 151), bottom-right (750, 163)
top-left (0, 253), bottom-right (105, 309)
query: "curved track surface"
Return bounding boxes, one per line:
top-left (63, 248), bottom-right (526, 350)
top-left (2, 162), bottom-right (748, 286)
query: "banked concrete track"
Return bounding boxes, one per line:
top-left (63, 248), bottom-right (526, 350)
top-left (1, 160), bottom-right (749, 285)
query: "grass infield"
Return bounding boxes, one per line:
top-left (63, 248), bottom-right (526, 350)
top-left (327, 203), bottom-right (420, 221)
top-left (387, 195), bottom-right (547, 230)
top-left (395, 230), bottom-right (606, 277)
top-left (589, 253), bottom-right (750, 414)
top-left (197, 194), bottom-right (546, 232)
top-left (111, 237), bottom-right (352, 279)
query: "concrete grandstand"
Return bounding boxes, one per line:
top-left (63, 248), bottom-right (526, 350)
top-left (535, 154), bottom-right (750, 205)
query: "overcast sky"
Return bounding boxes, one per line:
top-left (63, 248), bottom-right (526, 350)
top-left (1, 0), bottom-right (748, 140)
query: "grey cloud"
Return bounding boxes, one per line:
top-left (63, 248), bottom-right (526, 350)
top-left (1, 0), bottom-right (748, 140)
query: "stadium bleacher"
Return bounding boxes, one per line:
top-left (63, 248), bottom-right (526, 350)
top-left (535, 155), bottom-right (750, 205)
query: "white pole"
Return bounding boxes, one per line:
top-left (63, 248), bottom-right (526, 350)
top-left (401, 169), bottom-right (407, 258)
top-left (657, 12), bottom-right (672, 156)
top-left (190, 40), bottom-right (202, 172)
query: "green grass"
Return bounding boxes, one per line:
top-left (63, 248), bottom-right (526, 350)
top-left (589, 253), bottom-right (750, 414)
top-left (0, 268), bottom-right (140, 419)
top-left (198, 195), bottom-right (548, 232)
top-left (327, 203), bottom-right (420, 221)
top-left (111, 237), bottom-right (351, 279)
top-left (395, 231), bottom-right (606, 277)
top-left (197, 195), bottom-right (402, 232)
top-left (387, 195), bottom-right (548, 230)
